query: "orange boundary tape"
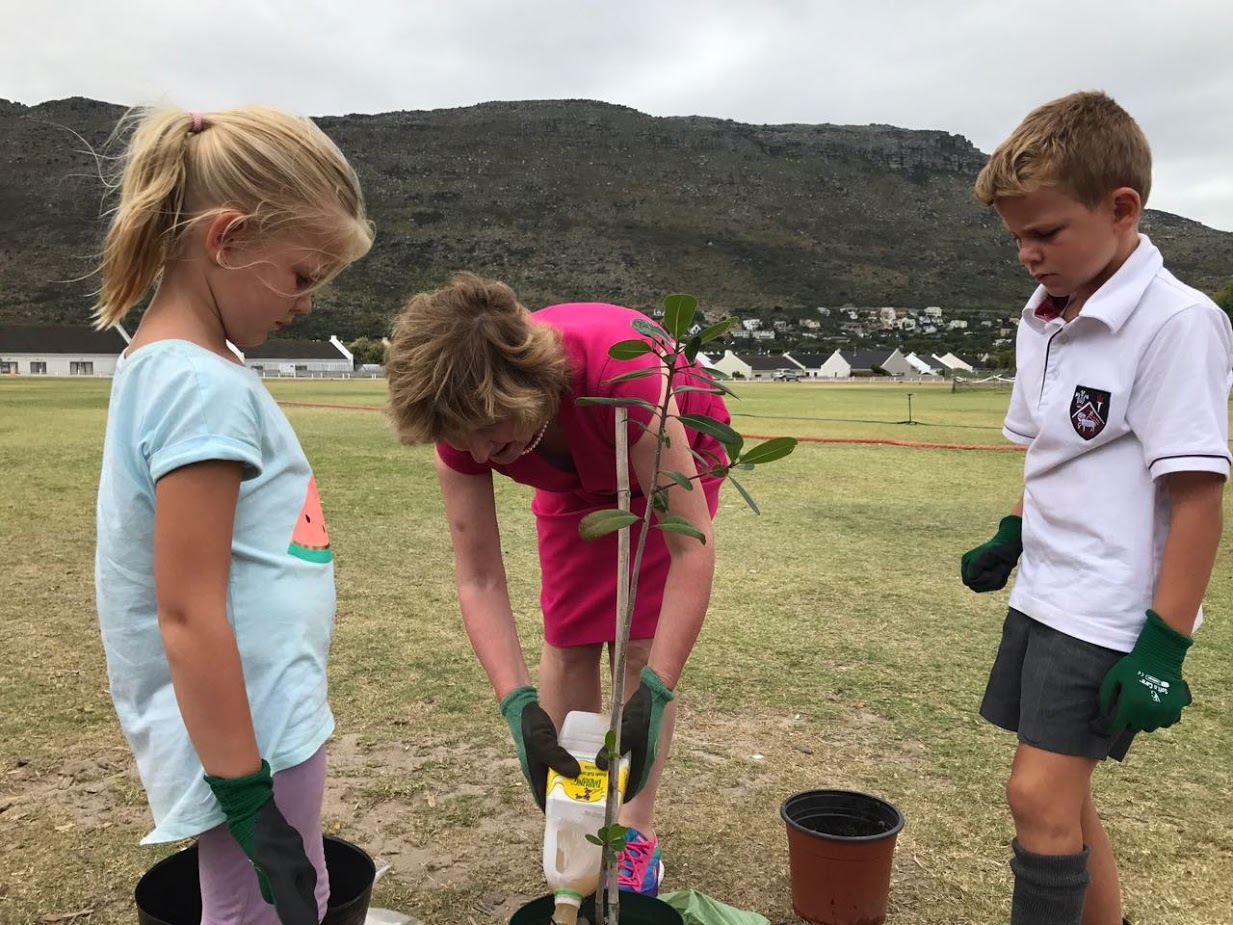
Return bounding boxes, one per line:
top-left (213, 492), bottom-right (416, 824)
top-left (276, 400), bottom-right (1025, 452)
top-left (742, 433), bottom-right (1024, 452)
top-left (279, 400), bottom-right (384, 412)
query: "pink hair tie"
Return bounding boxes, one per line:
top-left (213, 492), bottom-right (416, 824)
top-left (188, 111), bottom-right (204, 134)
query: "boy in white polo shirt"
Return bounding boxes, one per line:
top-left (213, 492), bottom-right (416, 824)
top-left (960, 91), bottom-right (1232, 925)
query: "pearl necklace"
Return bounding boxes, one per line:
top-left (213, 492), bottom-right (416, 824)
top-left (521, 419), bottom-right (549, 456)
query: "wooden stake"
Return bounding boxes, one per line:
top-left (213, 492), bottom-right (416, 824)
top-left (599, 408), bottom-right (632, 925)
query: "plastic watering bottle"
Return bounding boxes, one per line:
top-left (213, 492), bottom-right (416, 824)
top-left (543, 711), bottom-right (630, 925)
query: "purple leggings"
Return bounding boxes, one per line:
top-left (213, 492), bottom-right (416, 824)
top-left (198, 746), bottom-right (329, 925)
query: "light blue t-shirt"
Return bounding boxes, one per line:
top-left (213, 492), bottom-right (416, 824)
top-left (95, 340), bottom-right (335, 843)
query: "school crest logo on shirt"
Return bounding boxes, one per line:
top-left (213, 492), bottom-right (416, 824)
top-left (1070, 386), bottom-right (1110, 440)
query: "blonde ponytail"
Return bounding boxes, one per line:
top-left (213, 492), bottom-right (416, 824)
top-left (93, 110), bottom-right (198, 328)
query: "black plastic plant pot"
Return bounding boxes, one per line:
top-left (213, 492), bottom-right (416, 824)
top-left (510, 892), bottom-right (684, 925)
top-left (134, 834), bottom-right (376, 925)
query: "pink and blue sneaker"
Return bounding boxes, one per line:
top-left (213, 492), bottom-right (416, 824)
top-left (617, 829), bottom-right (664, 896)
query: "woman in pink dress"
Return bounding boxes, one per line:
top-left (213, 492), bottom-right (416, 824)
top-left (385, 273), bottom-right (729, 896)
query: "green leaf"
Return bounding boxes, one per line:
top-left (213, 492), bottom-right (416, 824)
top-left (631, 318), bottom-right (664, 340)
top-left (663, 293), bottom-right (698, 339)
top-left (578, 509), bottom-right (640, 540)
top-left (677, 413), bottom-right (743, 447)
top-left (609, 338), bottom-right (654, 359)
top-left (672, 385), bottom-right (722, 397)
top-left (651, 490), bottom-right (670, 514)
top-left (709, 464), bottom-right (729, 478)
top-left (734, 436), bottom-right (798, 466)
top-left (576, 396), bottom-right (659, 414)
top-left (660, 469), bottom-right (695, 491)
top-left (586, 833), bottom-right (604, 846)
top-left (679, 367), bottom-right (740, 398)
top-left (603, 367), bottom-right (659, 385)
top-left (690, 429), bottom-right (740, 460)
top-left (689, 447), bottom-right (716, 470)
top-left (728, 476), bottom-right (761, 514)
top-left (655, 515), bottom-right (707, 543)
top-left (696, 445), bottom-right (728, 466)
top-left (697, 317), bottom-right (737, 343)
top-left (683, 334), bottom-right (703, 363)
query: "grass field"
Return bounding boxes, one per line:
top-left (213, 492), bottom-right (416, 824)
top-left (1, 377), bottom-right (1231, 925)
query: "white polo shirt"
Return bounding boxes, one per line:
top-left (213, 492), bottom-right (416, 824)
top-left (1004, 234), bottom-right (1232, 652)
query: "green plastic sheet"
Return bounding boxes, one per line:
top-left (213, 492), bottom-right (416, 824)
top-left (659, 890), bottom-right (770, 925)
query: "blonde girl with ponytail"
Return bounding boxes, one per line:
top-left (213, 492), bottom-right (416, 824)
top-left (93, 106), bottom-right (372, 925)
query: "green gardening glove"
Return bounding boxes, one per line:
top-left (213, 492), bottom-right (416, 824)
top-left (499, 686), bottom-right (581, 811)
top-left (204, 761), bottom-right (317, 925)
top-left (960, 515), bottom-right (1023, 592)
top-left (1098, 610), bottom-right (1193, 735)
top-left (595, 666), bottom-right (676, 801)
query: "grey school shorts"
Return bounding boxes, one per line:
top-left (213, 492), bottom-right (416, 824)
top-left (981, 608), bottom-right (1136, 761)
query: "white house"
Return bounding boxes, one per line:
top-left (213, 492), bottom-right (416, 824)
top-left (815, 350), bottom-right (852, 379)
top-left (844, 348), bottom-right (914, 377)
top-left (710, 351), bottom-right (800, 381)
top-left (784, 352), bottom-right (831, 379)
top-left (931, 352), bottom-right (976, 374)
top-left (239, 335), bottom-right (353, 376)
top-left (904, 352), bottom-right (942, 376)
top-left (742, 353), bottom-right (798, 380)
top-left (877, 348), bottom-right (915, 377)
top-left (0, 324), bottom-right (130, 376)
top-left (710, 350), bottom-right (753, 379)
top-left (810, 348), bottom-right (918, 379)
top-left (877, 347), bottom-right (917, 377)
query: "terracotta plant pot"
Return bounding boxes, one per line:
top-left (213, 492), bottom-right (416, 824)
top-left (780, 789), bottom-right (904, 925)
top-left (134, 834), bottom-right (375, 925)
top-left (510, 892), bottom-right (683, 925)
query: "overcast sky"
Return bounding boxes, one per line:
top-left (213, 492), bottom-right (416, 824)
top-left (5, 1), bottom-right (1232, 231)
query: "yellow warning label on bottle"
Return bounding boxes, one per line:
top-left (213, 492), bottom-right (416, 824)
top-left (546, 759), bottom-right (629, 803)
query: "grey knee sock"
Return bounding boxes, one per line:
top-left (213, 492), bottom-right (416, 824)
top-left (1009, 838), bottom-right (1090, 925)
